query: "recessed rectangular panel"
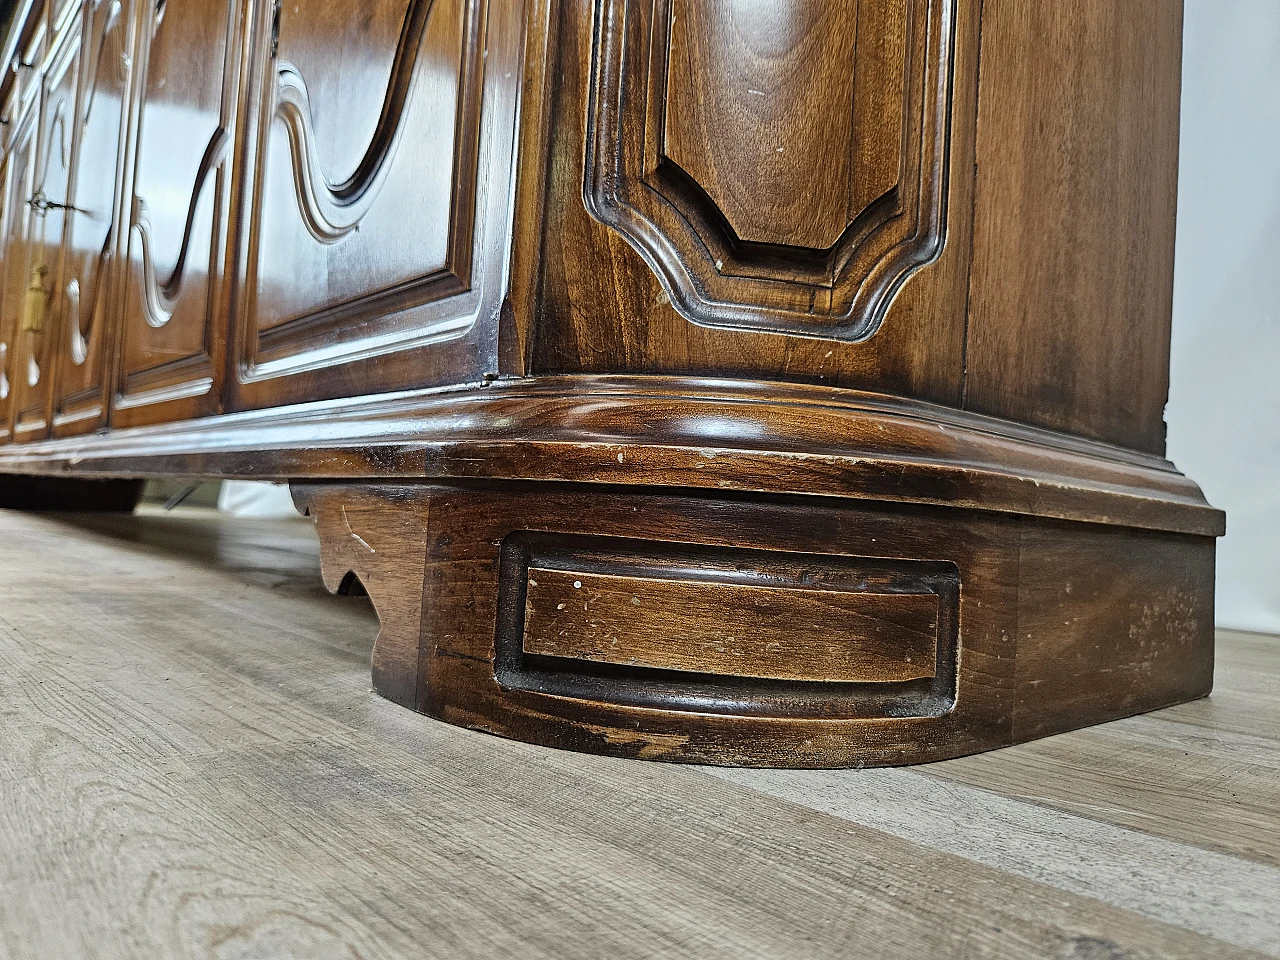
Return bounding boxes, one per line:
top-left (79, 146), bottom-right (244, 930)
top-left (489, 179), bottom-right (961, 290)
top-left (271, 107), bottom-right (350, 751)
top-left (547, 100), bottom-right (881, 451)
top-left (496, 534), bottom-right (960, 720)
top-left (523, 567), bottom-right (939, 683)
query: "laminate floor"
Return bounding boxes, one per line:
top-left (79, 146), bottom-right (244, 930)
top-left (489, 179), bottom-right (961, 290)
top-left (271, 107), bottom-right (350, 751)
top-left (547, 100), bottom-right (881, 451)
top-left (0, 506), bottom-right (1276, 960)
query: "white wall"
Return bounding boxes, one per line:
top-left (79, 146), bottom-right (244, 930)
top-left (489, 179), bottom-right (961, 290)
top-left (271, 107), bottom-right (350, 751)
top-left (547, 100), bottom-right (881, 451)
top-left (1169, 0), bottom-right (1280, 632)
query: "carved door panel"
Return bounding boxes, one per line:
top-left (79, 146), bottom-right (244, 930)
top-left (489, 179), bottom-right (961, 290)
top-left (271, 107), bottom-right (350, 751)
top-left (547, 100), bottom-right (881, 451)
top-left (519, 0), bottom-right (979, 403)
top-left (0, 88), bottom-right (41, 440)
top-left (229, 0), bottom-right (518, 409)
top-left (0, 146), bottom-right (10, 438)
top-left (50, 0), bottom-right (131, 437)
top-left (11, 24), bottom-right (82, 442)
top-left (115, 0), bottom-right (238, 427)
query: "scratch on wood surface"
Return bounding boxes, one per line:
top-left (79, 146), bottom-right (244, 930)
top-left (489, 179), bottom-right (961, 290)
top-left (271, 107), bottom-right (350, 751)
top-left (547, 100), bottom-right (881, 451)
top-left (581, 722), bottom-right (689, 760)
top-left (341, 506), bottom-right (376, 555)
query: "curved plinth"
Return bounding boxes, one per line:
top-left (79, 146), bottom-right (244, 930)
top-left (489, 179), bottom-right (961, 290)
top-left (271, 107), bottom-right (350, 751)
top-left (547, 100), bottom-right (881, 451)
top-left (274, 379), bottom-right (1219, 768)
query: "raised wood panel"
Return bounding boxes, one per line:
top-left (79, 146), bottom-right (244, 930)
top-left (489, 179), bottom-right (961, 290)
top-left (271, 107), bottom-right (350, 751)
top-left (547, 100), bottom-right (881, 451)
top-left (50, 0), bottom-right (130, 437)
top-left (514, 0), bottom-right (978, 405)
top-left (0, 145), bottom-right (10, 435)
top-left (586, 0), bottom-right (953, 340)
top-left (229, 0), bottom-right (520, 410)
top-left (11, 21), bottom-right (80, 442)
top-left (519, 559), bottom-right (947, 685)
top-left (0, 82), bottom-right (35, 437)
top-left (114, 0), bottom-right (238, 427)
top-left (661, 0), bottom-right (876, 251)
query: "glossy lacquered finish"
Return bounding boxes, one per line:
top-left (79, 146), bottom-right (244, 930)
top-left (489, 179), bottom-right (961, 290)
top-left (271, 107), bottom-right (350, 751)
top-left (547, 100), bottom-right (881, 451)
top-left (0, 0), bottom-right (1222, 766)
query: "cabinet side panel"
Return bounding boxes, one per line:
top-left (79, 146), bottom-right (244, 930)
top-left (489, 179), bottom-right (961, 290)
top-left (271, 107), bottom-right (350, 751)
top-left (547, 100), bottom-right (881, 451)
top-left (964, 0), bottom-right (1183, 454)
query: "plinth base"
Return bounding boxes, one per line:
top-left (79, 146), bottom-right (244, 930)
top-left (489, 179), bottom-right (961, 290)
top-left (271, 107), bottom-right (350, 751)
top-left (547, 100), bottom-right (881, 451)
top-left (295, 481), bottom-right (1215, 768)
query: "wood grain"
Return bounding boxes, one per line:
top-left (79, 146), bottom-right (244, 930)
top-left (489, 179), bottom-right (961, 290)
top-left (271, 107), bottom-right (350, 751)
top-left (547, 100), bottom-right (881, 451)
top-left (0, 0), bottom-right (1224, 774)
top-left (516, 0), bottom-right (980, 401)
top-left (224, 0), bottom-right (523, 410)
top-left (0, 376), bottom-right (1225, 537)
top-left (113, 0), bottom-right (238, 427)
top-left (292, 482), bottom-right (430, 710)
top-left (0, 507), bottom-right (1271, 959)
top-left (48, 0), bottom-right (128, 438)
top-left (963, 0), bottom-right (1185, 453)
top-left (521, 567), bottom-right (941, 684)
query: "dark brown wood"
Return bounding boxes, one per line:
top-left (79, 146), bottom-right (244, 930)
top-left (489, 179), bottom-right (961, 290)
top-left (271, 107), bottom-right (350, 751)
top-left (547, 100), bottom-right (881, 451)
top-left (511, 0), bottom-right (980, 404)
top-left (223, 0), bottom-right (523, 411)
top-left (0, 0), bottom-right (1223, 767)
top-left (293, 480), bottom-right (1214, 768)
top-left (10, 9), bottom-right (78, 443)
top-left (112, 0), bottom-right (238, 427)
top-left (1012, 521), bottom-right (1218, 741)
top-left (520, 565), bottom-right (943, 684)
top-left (0, 377), bottom-right (1224, 537)
top-left (963, 1), bottom-right (1185, 453)
top-left (48, 0), bottom-right (128, 438)
top-left (292, 482), bottom-right (428, 709)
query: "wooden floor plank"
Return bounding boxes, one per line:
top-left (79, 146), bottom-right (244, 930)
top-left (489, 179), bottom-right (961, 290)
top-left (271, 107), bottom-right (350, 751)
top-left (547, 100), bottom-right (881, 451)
top-left (917, 715), bottom-right (1280, 868)
top-left (1, 507), bottom-right (1276, 960)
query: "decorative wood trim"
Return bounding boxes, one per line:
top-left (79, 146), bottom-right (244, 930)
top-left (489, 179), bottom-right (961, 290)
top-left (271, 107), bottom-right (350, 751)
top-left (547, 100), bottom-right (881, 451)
top-left (497, 533), bottom-right (960, 715)
top-left (129, 127), bottom-right (229, 330)
top-left (230, 0), bottom-right (498, 397)
top-left (0, 375), bottom-right (1224, 536)
top-left (111, 0), bottom-right (241, 425)
top-left (584, 0), bottom-right (960, 341)
top-left (289, 481), bottom-right (1214, 768)
top-left (272, 0), bottom-right (436, 245)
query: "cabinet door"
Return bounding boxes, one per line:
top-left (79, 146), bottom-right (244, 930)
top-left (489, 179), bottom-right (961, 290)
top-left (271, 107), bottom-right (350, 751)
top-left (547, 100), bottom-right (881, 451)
top-left (0, 146), bottom-right (9, 439)
top-left (50, 0), bottom-right (131, 436)
top-left (228, 0), bottom-right (518, 409)
top-left (518, 0), bottom-right (979, 403)
top-left (115, 0), bottom-right (238, 427)
top-left (0, 89), bottom-right (40, 440)
top-left (11, 24), bottom-right (81, 442)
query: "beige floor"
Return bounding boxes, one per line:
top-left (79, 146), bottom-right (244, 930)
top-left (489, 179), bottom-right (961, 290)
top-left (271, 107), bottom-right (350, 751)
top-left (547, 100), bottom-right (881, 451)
top-left (0, 506), bottom-right (1276, 960)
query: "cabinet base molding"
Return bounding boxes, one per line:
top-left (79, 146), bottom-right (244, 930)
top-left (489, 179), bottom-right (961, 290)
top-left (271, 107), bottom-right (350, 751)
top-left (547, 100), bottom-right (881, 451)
top-left (293, 481), bottom-right (1215, 768)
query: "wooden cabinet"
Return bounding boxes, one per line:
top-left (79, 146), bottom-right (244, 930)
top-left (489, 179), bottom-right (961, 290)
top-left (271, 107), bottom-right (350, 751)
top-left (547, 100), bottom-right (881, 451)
top-left (11, 12), bottom-right (79, 443)
top-left (513, 0), bottom-right (978, 404)
top-left (0, 0), bottom-right (1225, 769)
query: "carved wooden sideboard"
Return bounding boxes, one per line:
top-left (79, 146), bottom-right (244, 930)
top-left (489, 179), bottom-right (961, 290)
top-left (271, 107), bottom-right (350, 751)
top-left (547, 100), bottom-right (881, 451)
top-left (0, 0), bottom-right (1223, 767)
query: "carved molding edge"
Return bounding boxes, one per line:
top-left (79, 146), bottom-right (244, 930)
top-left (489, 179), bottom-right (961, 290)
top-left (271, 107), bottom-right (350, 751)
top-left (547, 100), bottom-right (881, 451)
top-left (272, 0), bottom-right (435, 244)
